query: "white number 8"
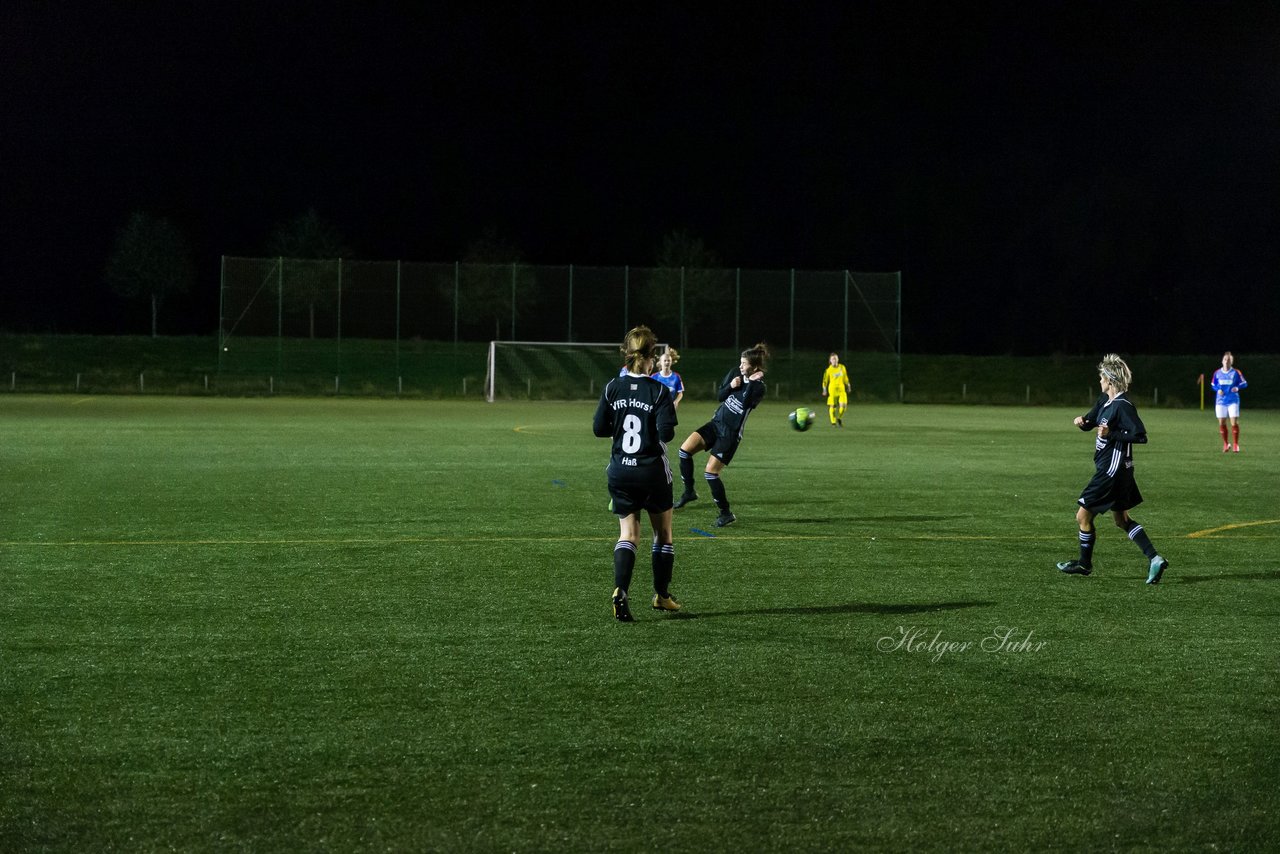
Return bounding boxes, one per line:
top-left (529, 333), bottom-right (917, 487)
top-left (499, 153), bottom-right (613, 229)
top-left (622, 414), bottom-right (642, 454)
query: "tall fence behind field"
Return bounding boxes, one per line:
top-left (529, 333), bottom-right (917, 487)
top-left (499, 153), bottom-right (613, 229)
top-left (217, 258), bottom-right (901, 383)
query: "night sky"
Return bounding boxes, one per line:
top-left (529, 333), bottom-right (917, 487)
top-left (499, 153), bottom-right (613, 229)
top-left (3, 2), bottom-right (1278, 354)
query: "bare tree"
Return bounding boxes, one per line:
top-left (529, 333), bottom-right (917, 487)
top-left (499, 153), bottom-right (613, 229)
top-left (641, 230), bottom-right (731, 348)
top-left (105, 211), bottom-right (196, 337)
top-left (266, 209), bottom-right (352, 338)
top-left (442, 231), bottom-right (539, 340)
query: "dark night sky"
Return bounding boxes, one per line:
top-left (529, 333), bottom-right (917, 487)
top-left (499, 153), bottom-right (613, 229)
top-left (2, 1), bottom-right (1278, 353)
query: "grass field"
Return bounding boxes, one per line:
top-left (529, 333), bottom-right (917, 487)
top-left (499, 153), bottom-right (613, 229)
top-left (2, 396), bottom-right (1277, 852)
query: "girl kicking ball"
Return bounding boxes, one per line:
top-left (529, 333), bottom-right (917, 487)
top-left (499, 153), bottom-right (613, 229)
top-left (672, 342), bottom-right (770, 528)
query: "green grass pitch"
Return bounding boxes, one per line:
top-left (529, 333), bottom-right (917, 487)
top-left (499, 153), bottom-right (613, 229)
top-left (2, 396), bottom-right (1277, 851)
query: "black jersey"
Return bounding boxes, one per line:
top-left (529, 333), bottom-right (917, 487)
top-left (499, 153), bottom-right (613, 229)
top-left (1078, 393), bottom-right (1147, 476)
top-left (711, 367), bottom-right (766, 440)
top-left (593, 373), bottom-right (678, 479)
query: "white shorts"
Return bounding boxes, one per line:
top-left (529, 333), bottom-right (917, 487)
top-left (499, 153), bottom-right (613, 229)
top-left (1215, 402), bottom-right (1240, 419)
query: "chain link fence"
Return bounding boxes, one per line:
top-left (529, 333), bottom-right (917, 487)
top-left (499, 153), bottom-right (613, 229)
top-left (218, 258), bottom-right (901, 377)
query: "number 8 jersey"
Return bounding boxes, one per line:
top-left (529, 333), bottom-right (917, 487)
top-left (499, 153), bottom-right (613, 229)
top-left (592, 372), bottom-right (678, 480)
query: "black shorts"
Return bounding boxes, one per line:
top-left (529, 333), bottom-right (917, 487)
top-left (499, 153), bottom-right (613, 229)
top-left (1077, 465), bottom-right (1144, 514)
top-left (695, 422), bottom-right (742, 466)
top-left (609, 474), bottom-right (674, 517)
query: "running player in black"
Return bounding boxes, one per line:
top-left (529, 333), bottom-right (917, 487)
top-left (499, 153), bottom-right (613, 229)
top-left (1057, 353), bottom-right (1169, 584)
top-left (672, 342), bottom-right (770, 528)
top-left (593, 326), bottom-right (681, 621)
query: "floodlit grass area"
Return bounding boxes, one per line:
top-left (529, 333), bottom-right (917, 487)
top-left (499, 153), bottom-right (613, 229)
top-left (2, 396), bottom-right (1277, 851)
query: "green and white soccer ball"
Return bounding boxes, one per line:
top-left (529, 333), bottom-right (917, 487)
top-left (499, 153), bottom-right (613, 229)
top-left (789, 407), bottom-right (814, 431)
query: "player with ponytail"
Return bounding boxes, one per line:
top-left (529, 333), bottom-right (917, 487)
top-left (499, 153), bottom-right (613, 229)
top-left (672, 342), bottom-right (770, 528)
top-left (593, 326), bottom-right (681, 621)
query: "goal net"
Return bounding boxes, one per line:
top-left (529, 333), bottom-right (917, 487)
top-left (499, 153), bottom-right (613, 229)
top-left (485, 341), bottom-right (669, 402)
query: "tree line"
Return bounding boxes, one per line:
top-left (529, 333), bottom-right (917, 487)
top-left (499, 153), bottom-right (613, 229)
top-left (106, 210), bottom-right (720, 339)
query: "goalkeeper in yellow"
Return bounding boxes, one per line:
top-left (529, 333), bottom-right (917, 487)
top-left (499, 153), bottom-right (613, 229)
top-left (821, 352), bottom-right (852, 427)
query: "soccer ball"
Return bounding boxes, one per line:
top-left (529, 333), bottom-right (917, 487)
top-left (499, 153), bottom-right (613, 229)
top-left (789, 407), bottom-right (814, 431)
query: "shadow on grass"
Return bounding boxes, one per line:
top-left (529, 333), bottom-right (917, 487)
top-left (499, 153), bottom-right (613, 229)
top-left (672, 600), bottom-right (995, 620)
top-left (754, 514), bottom-right (975, 526)
top-left (1170, 571), bottom-right (1280, 585)
top-left (860, 514), bottom-right (975, 524)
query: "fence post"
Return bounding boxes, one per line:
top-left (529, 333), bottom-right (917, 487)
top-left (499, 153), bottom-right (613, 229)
top-left (218, 255), bottom-right (226, 373)
top-left (396, 259), bottom-right (402, 380)
top-left (567, 264), bottom-right (574, 342)
top-left (679, 267), bottom-right (685, 349)
top-left (277, 256), bottom-right (284, 374)
top-left (895, 271), bottom-right (903, 391)
top-left (789, 268), bottom-right (795, 358)
top-left (336, 258), bottom-right (343, 376)
top-left (734, 268), bottom-right (741, 351)
top-left (843, 270), bottom-right (850, 355)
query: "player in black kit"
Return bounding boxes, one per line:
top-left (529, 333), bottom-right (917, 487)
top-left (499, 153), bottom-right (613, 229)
top-left (1056, 353), bottom-right (1169, 584)
top-left (593, 326), bottom-right (681, 621)
top-left (672, 342), bottom-right (770, 528)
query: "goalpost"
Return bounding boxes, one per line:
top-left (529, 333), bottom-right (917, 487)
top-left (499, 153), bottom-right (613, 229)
top-left (485, 340), bottom-right (669, 402)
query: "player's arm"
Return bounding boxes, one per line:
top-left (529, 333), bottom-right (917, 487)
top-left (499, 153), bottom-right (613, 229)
top-left (842, 370), bottom-right (852, 393)
top-left (820, 365), bottom-right (832, 395)
top-left (717, 368), bottom-right (740, 401)
top-left (1076, 396), bottom-right (1104, 430)
top-left (592, 385), bottom-right (614, 437)
top-left (1107, 404), bottom-right (1148, 444)
top-left (1236, 371), bottom-right (1247, 392)
top-left (655, 388), bottom-right (677, 442)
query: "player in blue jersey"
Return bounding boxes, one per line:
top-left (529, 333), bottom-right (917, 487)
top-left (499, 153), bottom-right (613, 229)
top-left (593, 326), bottom-right (681, 621)
top-left (672, 342), bottom-right (770, 528)
top-left (1211, 351), bottom-right (1248, 453)
top-left (1057, 354), bottom-right (1168, 584)
top-left (651, 347), bottom-right (685, 409)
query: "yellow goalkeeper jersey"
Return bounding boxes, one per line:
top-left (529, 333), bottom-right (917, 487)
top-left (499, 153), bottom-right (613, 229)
top-left (823, 364), bottom-right (851, 396)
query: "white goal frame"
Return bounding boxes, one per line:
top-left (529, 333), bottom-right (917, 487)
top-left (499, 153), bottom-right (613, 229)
top-left (485, 340), bottom-right (669, 403)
